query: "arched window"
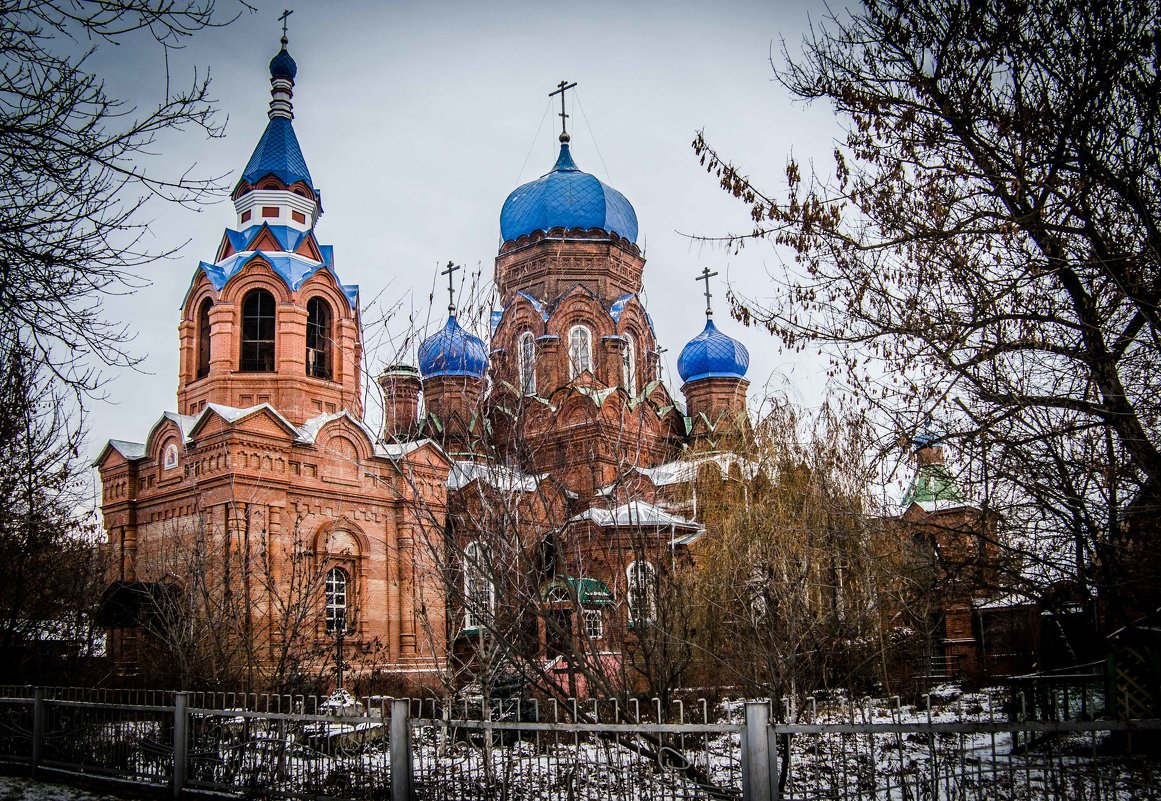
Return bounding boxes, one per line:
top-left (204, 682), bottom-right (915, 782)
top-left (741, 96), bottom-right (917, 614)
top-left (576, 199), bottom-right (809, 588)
top-left (196, 298), bottom-right (212, 379)
top-left (568, 325), bottom-right (592, 379)
top-left (325, 566), bottom-right (350, 633)
top-left (627, 561), bottom-right (657, 626)
top-left (622, 333), bottom-right (637, 396)
top-left (464, 541), bottom-right (494, 630)
top-left (306, 297), bottom-right (332, 379)
top-left (240, 289), bottom-right (276, 372)
top-left (518, 332), bottom-right (536, 395)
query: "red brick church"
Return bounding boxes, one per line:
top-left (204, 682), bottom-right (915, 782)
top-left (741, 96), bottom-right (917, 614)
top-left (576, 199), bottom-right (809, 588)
top-left (96, 36), bottom-right (760, 691)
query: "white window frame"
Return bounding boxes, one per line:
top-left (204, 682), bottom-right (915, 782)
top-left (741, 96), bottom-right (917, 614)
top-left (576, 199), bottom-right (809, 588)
top-left (583, 608), bottom-right (604, 640)
top-left (622, 333), bottom-right (637, 396)
top-left (568, 325), bottom-right (592, 379)
top-left (518, 331), bottom-right (537, 395)
top-left (163, 443), bottom-right (179, 470)
top-left (325, 566), bottom-right (350, 634)
top-left (627, 561), bottom-right (657, 626)
top-left (464, 541), bottom-right (494, 630)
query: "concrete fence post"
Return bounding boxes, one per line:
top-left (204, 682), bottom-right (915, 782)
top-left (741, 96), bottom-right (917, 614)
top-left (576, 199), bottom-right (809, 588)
top-left (31, 688), bottom-right (44, 775)
top-left (742, 701), bottom-right (779, 801)
top-left (172, 692), bottom-right (189, 801)
top-left (390, 698), bottom-right (412, 801)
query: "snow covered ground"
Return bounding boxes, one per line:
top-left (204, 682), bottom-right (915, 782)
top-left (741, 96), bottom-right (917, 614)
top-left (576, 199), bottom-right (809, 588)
top-left (0, 776), bottom-right (126, 801)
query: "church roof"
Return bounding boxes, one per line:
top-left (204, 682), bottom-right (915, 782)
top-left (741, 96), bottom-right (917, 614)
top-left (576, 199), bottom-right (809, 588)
top-left (571, 500), bottom-right (701, 531)
top-left (241, 116), bottom-right (314, 192)
top-left (418, 315), bottom-right (489, 379)
top-left (500, 143), bottom-right (638, 244)
top-left (448, 461), bottom-right (543, 492)
top-left (192, 251), bottom-right (357, 308)
top-left (677, 319), bottom-right (750, 383)
top-left (902, 461), bottom-right (975, 512)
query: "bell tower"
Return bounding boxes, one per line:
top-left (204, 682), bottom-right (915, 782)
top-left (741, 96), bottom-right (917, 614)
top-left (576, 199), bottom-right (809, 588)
top-left (175, 34), bottom-right (362, 425)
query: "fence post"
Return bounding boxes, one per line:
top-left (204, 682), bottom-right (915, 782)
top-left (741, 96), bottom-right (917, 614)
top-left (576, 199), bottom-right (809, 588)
top-left (172, 692), bottom-right (188, 801)
top-left (742, 701), bottom-right (779, 801)
top-left (391, 698), bottom-right (412, 801)
top-left (31, 688), bottom-right (44, 776)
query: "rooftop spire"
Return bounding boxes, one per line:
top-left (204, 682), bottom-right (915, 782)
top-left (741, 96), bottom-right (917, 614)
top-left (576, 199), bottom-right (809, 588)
top-left (549, 80), bottom-right (577, 144)
top-left (267, 11), bottom-right (297, 120)
top-left (697, 267), bottom-right (719, 319)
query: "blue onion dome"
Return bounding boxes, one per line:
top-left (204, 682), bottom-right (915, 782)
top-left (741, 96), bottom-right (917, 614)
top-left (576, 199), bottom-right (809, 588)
top-left (500, 143), bottom-right (638, 243)
top-left (677, 319), bottom-right (750, 383)
top-left (418, 315), bottom-right (489, 378)
top-left (269, 43), bottom-right (297, 80)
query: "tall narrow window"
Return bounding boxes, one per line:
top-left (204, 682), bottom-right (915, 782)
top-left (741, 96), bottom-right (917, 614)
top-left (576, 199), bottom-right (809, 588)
top-left (306, 297), bottom-right (333, 379)
top-left (627, 561), bottom-right (657, 626)
top-left (622, 333), bottom-right (637, 396)
top-left (518, 332), bottom-right (536, 395)
top-left (196, 298), bottom-right (212, 379)
top-left (568, 325), bottom-right (592, 379)
top-left (240, 289), bottom-right (276, 372)
top-left (464, 541), bottom-right (494, 630)
top-left (325, 566), bottom-right (350, 633)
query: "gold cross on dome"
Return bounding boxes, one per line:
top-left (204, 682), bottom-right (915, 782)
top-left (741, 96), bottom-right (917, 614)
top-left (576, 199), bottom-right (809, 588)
top-left (697, 267), bottom-right (720, 318)
top-left (549, 80), bottom-right (578, 139)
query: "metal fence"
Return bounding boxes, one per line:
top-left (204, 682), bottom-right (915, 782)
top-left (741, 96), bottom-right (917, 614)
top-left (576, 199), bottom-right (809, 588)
top-left (0, 687), bottom-right (1156, 800)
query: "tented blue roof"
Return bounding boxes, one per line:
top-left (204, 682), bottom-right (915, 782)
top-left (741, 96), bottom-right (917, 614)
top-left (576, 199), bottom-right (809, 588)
top-left (241, 117), bottom-right (314, 191)
top-left (418, 315), bottom-right (488, 379)
top-left (191, 251), bottom-right (357, 308)
top-left (500, 144), bottom-right (638, 244)
top-left (677, 319), bottom-right (749, 383)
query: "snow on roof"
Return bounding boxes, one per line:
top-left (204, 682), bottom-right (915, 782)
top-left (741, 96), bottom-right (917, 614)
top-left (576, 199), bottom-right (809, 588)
top-left (448, 461), bottom-right (543, 492)
top-left (571, 500), bottom-right (702, 531)
top-left (107, 439), bottom-right (146, 460)
top-left (633, 452), bottom-right (761, 487)
top-left (973, 592), bottom-right (1034, 611)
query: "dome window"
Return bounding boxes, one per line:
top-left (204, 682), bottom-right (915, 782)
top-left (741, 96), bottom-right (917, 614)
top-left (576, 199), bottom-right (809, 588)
top-left (622, 333), bottom-right (637, 396)
top-left (518, 332), bottom-right (536, 395)
top-left (568, 325), bottom-right (592, 379)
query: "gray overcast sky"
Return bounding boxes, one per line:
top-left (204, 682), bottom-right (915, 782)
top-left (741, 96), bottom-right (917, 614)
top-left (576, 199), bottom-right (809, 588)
top-left (85, 0), bottom-right (845, 462)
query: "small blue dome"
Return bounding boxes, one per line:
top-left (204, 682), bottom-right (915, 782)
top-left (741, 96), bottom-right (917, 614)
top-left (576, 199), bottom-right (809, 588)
top-left (269, 47), bottom-right (297, 80)
top-left (418, 315), bottom-right (488, 379)
top-left (677, 319), bottom-right (750, 383)
top-left (500, 144), bottom-right (638, 243)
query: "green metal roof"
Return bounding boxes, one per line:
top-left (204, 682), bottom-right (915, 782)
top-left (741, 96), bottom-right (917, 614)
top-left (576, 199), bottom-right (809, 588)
top-left (542, 577), bottom-right (614, 606)
top-left (902, 463), bottom-right (966, 508)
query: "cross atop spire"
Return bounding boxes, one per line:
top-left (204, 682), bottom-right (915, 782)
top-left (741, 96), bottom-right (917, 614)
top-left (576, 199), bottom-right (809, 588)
top-left (278, 9), bottom-right (293, 44)
top-left (441, 261), bottom-right (462, 314)
top-left (696, 267), bottom-right (720, 318)
top-left (549, 80), bottom-right (577, 143)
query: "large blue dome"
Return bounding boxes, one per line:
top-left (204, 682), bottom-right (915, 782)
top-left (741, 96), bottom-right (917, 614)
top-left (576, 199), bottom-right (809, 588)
top-left (677, 319), bottom-right (750, 383)
top-left (500, 143), bottom-right (638, 244)
top-left (418, 315), bottom-right (488, 379)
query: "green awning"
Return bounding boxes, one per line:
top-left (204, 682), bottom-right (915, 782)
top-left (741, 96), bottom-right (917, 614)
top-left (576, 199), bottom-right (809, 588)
top-left (542, 577), bottom-right (614, 606)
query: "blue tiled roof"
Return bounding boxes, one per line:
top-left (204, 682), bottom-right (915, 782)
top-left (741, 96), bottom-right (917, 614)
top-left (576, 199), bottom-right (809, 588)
top-left (418, 315), bottom-right (488, 379)
top-left (677, 319), bottom-right (749, 382)
top-left (500, 144), bottom-right (638, 243)
top-left (190, 251), bottom-right (357, 308)
top-left (224, 225), bottom-right (313, 255)
top-left (241, 117), bottom-right (314, 191)
top-left (269, 47), bottom-right (297, 80)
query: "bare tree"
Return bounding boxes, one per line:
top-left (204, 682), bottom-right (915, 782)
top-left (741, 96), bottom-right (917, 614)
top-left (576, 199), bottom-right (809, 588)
top-left (0, 0), bottom-right (246, 395)
top-left (0, 336), bottom-right (106, 682)
top-left (693, 0), bottom-right (1161, 623)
